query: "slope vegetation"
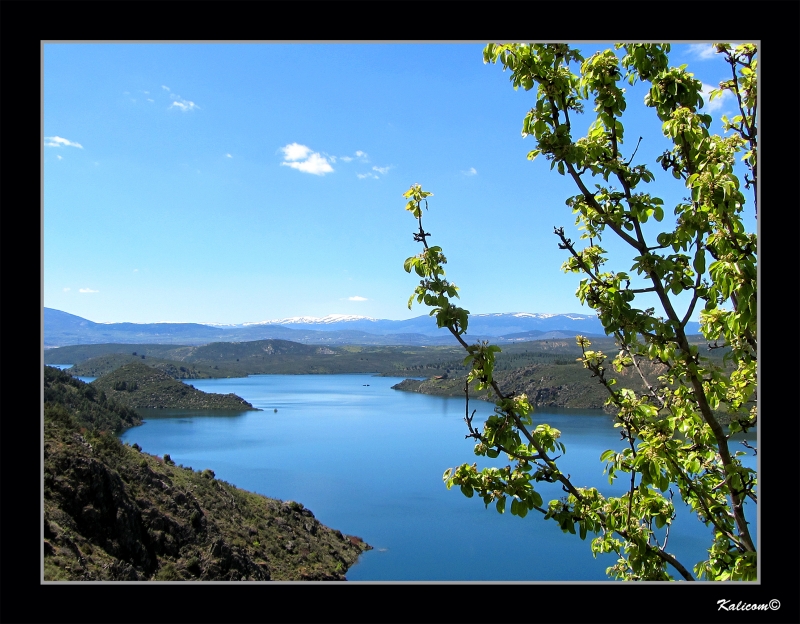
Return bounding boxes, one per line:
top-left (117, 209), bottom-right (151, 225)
top-left (43, 367), bottom-right (370, 581)
top-left (89, 361), bottom-right (257, 410)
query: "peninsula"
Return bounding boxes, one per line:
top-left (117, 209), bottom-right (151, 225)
top-left (44, 366), bottom-right (371, 580)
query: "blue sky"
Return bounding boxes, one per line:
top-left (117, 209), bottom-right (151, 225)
top-left (43, 42), bottom-right (753, 324)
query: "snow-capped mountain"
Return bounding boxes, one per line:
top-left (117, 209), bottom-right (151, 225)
top-left (199, 312), bottom-right (610, 337)
top-left (44, 308), bottom-right (701, 348)
top-left (242, 314), bottom-right (378, 326)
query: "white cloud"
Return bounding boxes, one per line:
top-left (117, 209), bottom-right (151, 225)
top-left (281, 143), bottom-right (313, 161)
top-left (44, 136), bottom-right (83, 149)
top-left (338, 150), bottom-right (370, 163)
top-left (144, 91), bottom-right (150, 95)
top-left (348, 296), bottom-right (368, 301)
top-left (283, 153), bottom-right (334, 175)
top-left (133, 269), bottom-right (139, 273)
top-left (147, 98), bottom-right (155, 103)
top-left (63, 287), bottom-right (70, 292)
top-left (79, 288), bottom-right (99, 293)
top-left (169, 96), bottom-right (199, 112)
top-left (225, 153), bottom-right (233, 158)
top-left (162, 85), bottom-right (170, 91)
top-left (700, 83), bottom-right (734, 112)
top-left (56, 155), bottom-right (63, 160)
top-left (687, 44), bottom-right (717, 60)
top-left (279, 143), bottom-right (334, 175)
top-left (462, 167), bottom-right (477, 176)
top-left (357, 164), bottom-right (393, 179)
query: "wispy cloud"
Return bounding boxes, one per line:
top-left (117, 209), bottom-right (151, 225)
top-left (225, 153), bottom-right (233, 158)
top-left (462, 167), bottom-right (477, 176)
top-left (279, 143), bottom-right (334, 176)
top-left (348, 296), bottom-right (367, 301)
top-left (357, 164), bottom-right (392, 180)
top-left (162, 85), bottom-right (170, 91)
top-left (700, 83), bottom-right (734, 112)
top-left (44, 136), bottom-right (83, 149)
top-left (147, 98), bottom-right (155, 103)
top-left (337, 150), bottom-right (370, 164)
top-left (63, 287), bottom-right (70, 292)
top-left (56, 155), bottom-right (63, 160)
top-left (79, 288), bottom-right (99, 293)
top-left (168, 93), bottom-right (200, 112)
top-left (686, 44), bottom-right (718, 60)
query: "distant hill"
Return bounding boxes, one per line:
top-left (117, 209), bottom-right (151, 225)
top-left (45, 340), bottom-right (472, 378)
top-left (45, 307), bottom-right (671, 347)
top-left (44, 308), bottom-right (225, 348)
top-left (89, 361), bottom-right (259, 410)
top-left (44, 366), bottom-right (370, 581)
top-left (63, 353), bottom-right (226, 380)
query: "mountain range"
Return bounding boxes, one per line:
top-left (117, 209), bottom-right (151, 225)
top-left (44, 308), bottom-right (701, 348)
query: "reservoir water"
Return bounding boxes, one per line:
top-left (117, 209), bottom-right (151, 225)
top-left (107, 372), bottom-right (756, 581)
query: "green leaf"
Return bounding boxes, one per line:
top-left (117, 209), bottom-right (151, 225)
top-left (693, 251), bottom-right (706, 275)
top-left (496, 497), bottom-right (506, 514)
top-left (600, 449), bottom-right (615, 462)
top-left (460, 484), bottom-right (474, 498)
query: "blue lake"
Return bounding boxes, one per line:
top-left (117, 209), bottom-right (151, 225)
top-left (103, 372), bottom-right (756, 581)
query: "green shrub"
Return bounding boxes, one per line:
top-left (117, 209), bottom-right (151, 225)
top-left (153, 563), bottom-right (182, 581)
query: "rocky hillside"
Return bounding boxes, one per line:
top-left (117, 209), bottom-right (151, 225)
top-left (43, 367), bottom-right (371, 581)
top-left (391, 359), bottom-right (745, 424)
top-left (391, 360), bottom-right (661, 411)
top-left (89, 361), bottom-right (257, 410)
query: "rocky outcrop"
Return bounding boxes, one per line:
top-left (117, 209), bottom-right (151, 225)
top-left (43, 369), bottom-right (371, 581)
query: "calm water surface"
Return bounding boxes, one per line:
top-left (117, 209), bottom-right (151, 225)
top-left (110, 373), bottom-right (756, 581)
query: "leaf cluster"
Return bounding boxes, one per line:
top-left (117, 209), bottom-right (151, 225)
top-left (401, 40), bottom-right (757, 583)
